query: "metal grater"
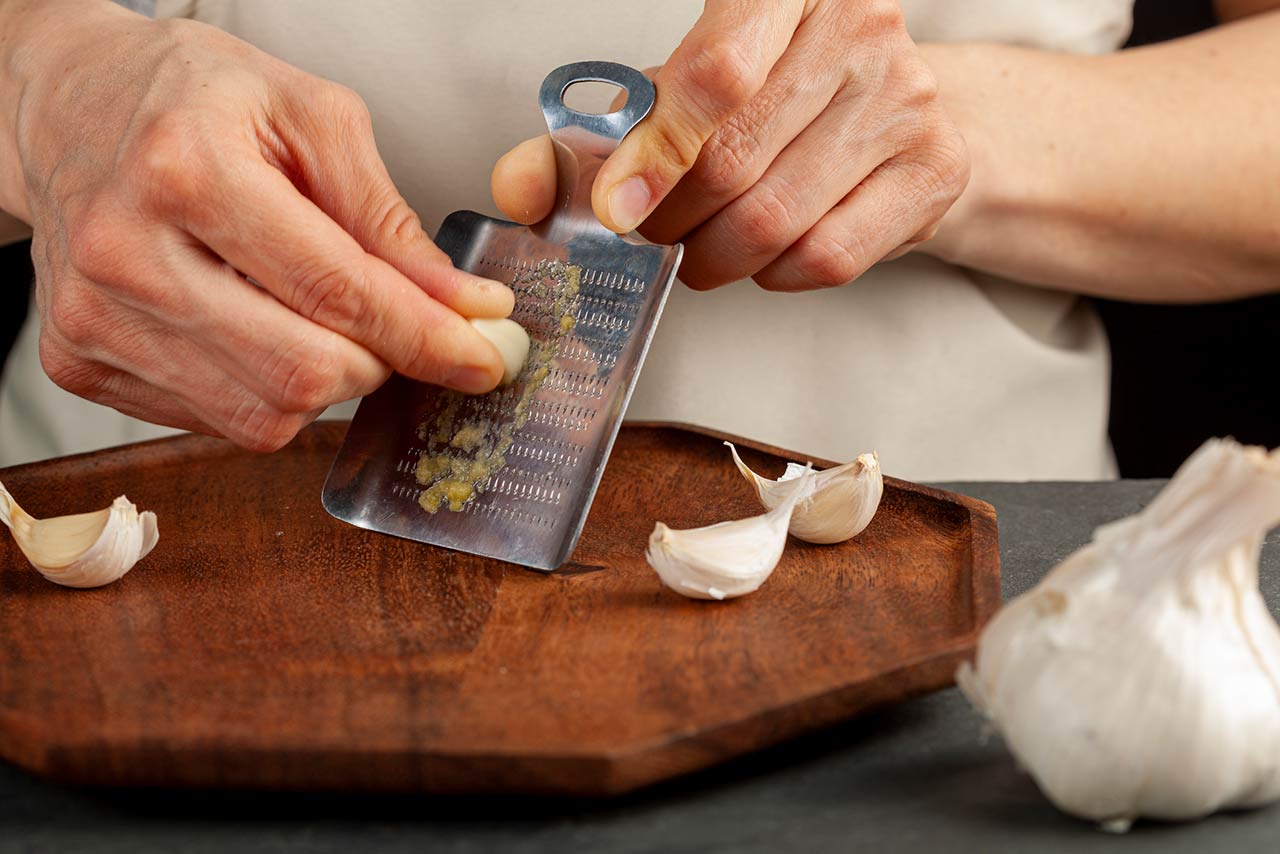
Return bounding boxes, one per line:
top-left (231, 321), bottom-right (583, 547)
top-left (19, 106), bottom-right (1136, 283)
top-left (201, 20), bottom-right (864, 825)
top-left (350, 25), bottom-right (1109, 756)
top-left (322, 62), bottom-right (683, 571)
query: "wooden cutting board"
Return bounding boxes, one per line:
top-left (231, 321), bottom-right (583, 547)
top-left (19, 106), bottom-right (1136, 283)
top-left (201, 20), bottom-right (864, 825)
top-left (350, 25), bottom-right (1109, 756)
top-left (0, 421), bottom-right (999, 796)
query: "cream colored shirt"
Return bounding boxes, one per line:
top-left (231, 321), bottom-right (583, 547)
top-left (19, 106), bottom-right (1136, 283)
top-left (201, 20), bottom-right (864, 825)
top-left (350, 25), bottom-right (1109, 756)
top-left (0, 0), bottom-right (1133, 480)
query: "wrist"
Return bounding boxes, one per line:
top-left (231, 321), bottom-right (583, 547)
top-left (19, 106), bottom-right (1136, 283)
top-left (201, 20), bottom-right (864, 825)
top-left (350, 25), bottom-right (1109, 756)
top-left (910, 43), bottom-right (998, 265)
top-left (0, 0), bottom-right (132, 222)
top-left (912, 42), bottom-right (1083, 269)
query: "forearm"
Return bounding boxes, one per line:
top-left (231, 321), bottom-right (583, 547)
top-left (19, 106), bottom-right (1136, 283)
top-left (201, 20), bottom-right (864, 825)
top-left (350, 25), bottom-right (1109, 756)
top-left (920, 13), bottom-right (1280, 303)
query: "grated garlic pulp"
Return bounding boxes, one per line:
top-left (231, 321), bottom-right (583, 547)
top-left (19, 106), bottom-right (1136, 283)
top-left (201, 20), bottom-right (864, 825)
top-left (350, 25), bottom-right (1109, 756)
top-left (415, 260), bottom-right (581, 513)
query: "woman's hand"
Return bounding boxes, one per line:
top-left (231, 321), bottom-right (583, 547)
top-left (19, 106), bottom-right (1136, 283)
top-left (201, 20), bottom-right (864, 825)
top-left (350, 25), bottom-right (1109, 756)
top-left (0, 0), bottom-right (513, 450)
top-left (491, 0), bottom-right (968, 291)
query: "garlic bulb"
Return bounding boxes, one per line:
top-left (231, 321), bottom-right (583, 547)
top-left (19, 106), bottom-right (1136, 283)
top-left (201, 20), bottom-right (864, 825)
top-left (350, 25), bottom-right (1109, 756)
top-left (470, 317), bottom-right (530, 386)
top-left (0, 481), bottom-right (159, 588)
top-left (726, 442), bottom-right (882, 544)
top-left (958, 438), bottom-right (1280, 832)
top-left (647, 469), bottom-right (815, 600)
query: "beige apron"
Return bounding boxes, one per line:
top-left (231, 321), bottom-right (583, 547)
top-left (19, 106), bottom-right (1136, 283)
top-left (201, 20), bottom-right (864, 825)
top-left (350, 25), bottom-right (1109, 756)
top-left (0, 0), bottom-right (1132, 480)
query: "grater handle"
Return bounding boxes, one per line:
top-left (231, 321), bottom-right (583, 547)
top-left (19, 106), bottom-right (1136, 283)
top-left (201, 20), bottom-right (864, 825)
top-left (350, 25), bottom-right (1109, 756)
top-left (535, 62), bottom-right (656, 240)
top-left (539, 61), bottom-right (655, 142)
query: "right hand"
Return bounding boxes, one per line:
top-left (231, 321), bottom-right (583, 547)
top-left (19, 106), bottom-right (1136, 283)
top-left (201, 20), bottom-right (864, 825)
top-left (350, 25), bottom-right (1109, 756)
top-left (0, 1), bottom-right (513, 451)
top-left (493, 0), bottom-right (967, 293)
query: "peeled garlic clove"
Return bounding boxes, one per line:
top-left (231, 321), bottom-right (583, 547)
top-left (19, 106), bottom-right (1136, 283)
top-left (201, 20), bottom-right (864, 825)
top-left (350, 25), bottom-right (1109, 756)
top-left (0, 481), bottom-right (159, 589)
top-left (958, 438), bottom-right (1280, 832)
top-left (726, 442), bottom-right (882, 544)
top-left (470, 318), bottom-right (530, 386)
top-left (647, 469), bottom-right (815, 600)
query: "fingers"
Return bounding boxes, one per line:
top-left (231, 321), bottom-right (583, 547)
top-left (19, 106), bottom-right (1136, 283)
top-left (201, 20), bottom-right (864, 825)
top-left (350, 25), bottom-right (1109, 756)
top-left (591, 0), bottom-right (804, 232)
top-left (45, 199), bottom-right (391, 446)
top-left (676, 87), bottom-right (895, 290)
top-left (753, 154), bottom-right (962, 293)
top-left (489, 67), bottom-right (662, 228)
top-left (274, 83), bottom-right (514, 320)
top-left (491, 135), bottom-right (557, 225)
top-left (41, 301), bottom-right (319, 451)
top-left (641, 53), bottom-right (842, 247)
top-left (147, 235), bottom-right (392, 414)
top-left (638, 5), bottom-right (969, 291)
top-left (40, 230), bottom-right (385, 450)
top-left (38, 339), bottom-right (210, 437)
top-left (174, 157), bottom-right (505, 394)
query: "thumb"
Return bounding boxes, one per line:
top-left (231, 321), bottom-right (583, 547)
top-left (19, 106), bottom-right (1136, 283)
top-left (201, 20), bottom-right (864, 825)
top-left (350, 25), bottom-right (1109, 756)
top-left (279, 83), bottom-right (514, 320)
top-left (590, 1), bottom-right (802, 233)
top-left (491, 135), bottom-right (557, 225)
top-left (489, 67), bottom-right (660, 228)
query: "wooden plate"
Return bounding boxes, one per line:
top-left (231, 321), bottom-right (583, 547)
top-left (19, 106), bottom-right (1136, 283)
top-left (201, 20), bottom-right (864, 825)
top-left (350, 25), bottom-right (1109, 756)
top-left (0, 421), bottom-right (999, 795)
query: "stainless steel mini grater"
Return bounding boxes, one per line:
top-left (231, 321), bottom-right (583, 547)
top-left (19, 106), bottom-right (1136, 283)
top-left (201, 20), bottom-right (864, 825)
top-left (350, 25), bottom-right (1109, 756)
top-left (322, 61), bottom-right (683, 571)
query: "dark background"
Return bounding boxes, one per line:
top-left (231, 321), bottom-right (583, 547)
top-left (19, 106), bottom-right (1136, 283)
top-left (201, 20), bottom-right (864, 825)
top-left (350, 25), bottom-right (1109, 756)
top-left (0, 239), bottom-right (27, 384)
top-left (1, 0), bottom-right (1274, 477)
top-left (1096, 0), bottom-right (1280, 475)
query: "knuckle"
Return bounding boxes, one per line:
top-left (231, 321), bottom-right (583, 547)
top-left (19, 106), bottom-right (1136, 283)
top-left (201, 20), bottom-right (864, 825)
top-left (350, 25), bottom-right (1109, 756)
top-left (694, 123), bottom-right (758, 200)
top-left (905, 73), bottom-right (941, 112)
top-left (64, 202), bottom-right (130, 283)
top-left (911, 126), bottom-right (971, 206)
top-left (265, 339), bottom-right (341, 413)
top-left (131, 114), bottom-right (210, 215)
top-left (647, 118), bottom-right (704, 179)
top-left (685, 34), bottom-right (762, 112)
top-left (45, 281), bottom-right (100, 350)
top-left (291, 262), bottom-right (369, 331)
top-left (38, 335), bottom-right (102, 397)
top-left (861, 0), bottom-right (909, 34)
top-left (894, 55), bottom-right (941, 109)
top-left (225, 396), bottom-right (302, 453)
top-left (319, 82), bottom-right (373, 132)
top-left (373, 196), bottom-right (424, 246)
top-left (730, 181), bottom-right (800, 251)
top-left (934, 127), bottom-right (972, 186)
top-left (795, 233), bottom-right (868, 288)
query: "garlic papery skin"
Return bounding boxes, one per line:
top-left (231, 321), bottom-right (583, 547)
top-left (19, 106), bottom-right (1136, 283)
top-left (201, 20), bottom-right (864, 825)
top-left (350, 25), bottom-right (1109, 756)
top-left (470, 318), bottom-right (530, 387)
top-left (0, 482), bottom-right (159, 589)
top-left (957, 438), bottom-right (1280, 833)
top-left (647, 469), bottom-right (815, 600)
top-left (726, 442), bottom-right (882, 544)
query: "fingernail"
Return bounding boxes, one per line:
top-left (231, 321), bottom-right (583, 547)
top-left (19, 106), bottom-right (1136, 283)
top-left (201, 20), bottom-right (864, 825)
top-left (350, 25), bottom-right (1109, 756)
top-left (467, 276), bottom-right (516, 317)
top-left (445, 363), bottom-right (499, 395)
top-left (607, 177), bottom-right (651, 233)
top-left (468, 275), bottom-right (510, 295)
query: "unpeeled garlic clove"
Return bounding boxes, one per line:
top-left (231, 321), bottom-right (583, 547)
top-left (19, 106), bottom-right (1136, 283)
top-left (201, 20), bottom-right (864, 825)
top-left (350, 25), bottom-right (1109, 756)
top-left (470, 318), bottom-right (530, 386)
top-left (0, 481), bottom-right (159, 588)
top-left (646, 469), bottom-right (815, 600)
top-left (726, 442), bottom-right (882, 544)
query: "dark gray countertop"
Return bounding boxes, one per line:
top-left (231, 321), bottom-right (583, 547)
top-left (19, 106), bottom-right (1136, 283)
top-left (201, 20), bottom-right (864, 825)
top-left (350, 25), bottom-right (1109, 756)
top-left (3, 480), bottom-right (1278, 853)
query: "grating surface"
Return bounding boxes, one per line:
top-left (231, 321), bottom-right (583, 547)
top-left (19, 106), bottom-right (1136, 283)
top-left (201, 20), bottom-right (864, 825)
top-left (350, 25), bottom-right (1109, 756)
top-left (322, 218), bottom-right (682, 569)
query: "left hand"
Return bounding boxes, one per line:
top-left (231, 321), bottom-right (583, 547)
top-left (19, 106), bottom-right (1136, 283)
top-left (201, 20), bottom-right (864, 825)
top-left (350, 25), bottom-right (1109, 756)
top-left (491, 0), bottom-right (969, 291)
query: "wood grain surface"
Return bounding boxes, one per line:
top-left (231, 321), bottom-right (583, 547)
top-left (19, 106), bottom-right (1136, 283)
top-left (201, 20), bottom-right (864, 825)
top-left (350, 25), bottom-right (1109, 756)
top-left (0, 422), bottom-right (999, 796)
